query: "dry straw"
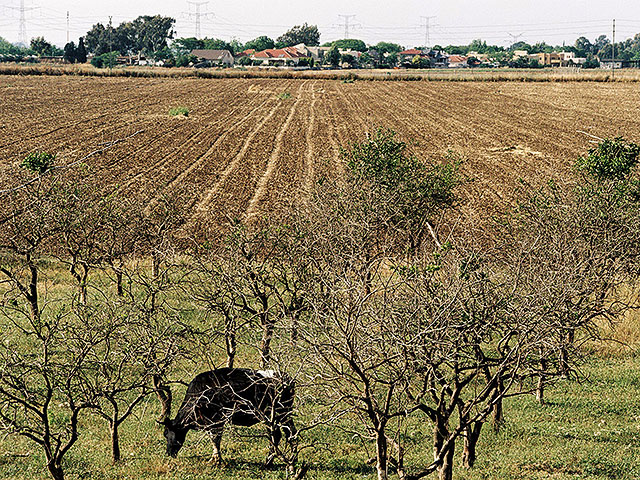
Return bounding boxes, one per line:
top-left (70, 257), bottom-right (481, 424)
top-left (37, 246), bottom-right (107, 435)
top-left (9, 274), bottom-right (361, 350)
top-left (2, 63), bottom-right (640, 82)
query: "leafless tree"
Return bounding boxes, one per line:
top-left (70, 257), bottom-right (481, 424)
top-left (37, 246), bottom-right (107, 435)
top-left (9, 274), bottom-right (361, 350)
top-left (0, 308), bottom-right (98, 480)
top-left (502, 156), bottom-right (640, 404)
top-left (67, 295), bottom-right (183, 463)
top-left (0, 174), bottom-right (63, 325)
top-left (185, 221), bottom-right (308, 369)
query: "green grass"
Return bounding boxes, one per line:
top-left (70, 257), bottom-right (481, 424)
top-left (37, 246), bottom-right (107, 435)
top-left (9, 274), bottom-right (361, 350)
top-left (277, 92), bottom-right (291, 100)
top-left (0, 355), bottom-right (637, 480)
top-left (168, 106), bottom-right (189, 117)
top-left (0, 263), bottom-right (638, 480)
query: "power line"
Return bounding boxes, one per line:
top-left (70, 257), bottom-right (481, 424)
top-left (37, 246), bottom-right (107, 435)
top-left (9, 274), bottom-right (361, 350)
top-left (420, 16), bottom-right (436, 48)
top-left (184, 1), bottom-right (214, 39)
top-left (4, 0), bottom-right (39, 45)
top-left (612, 19), bottom-right (616, 79)
top-left (507, 32), bottom-right (525, 46)
top-left (337, 14), bottom-right (358, 39)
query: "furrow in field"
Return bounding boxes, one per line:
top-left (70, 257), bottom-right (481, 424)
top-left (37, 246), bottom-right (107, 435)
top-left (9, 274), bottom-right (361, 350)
top-left (145, 93), bottom-right (276, 211)
top-left (189, 81), bottom-right (301, 226)
top-left (117, 81), bottom-right (260, 194)
top-left (0, 78), bottom-right (171, 150)
top-left (303, 81), bottom-right (343, 187)
top-left (302, 84), bottom-right (318, 195)
top-left (245, 81), bottom-right (310, 219)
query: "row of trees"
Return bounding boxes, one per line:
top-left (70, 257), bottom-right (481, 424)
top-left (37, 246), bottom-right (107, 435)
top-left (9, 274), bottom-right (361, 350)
top-left (63, 38), bottom-right (87, 64)
top-left (3, 27), bottom-right (637, 69)
top-left (1, 131), bottom-right (639, 480)
top-left (84, 15), bottom-right (176, 56)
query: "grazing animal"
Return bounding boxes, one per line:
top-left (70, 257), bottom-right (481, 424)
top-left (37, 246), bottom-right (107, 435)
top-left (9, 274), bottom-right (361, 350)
top-left (157, 368), bottom-right (295, 464)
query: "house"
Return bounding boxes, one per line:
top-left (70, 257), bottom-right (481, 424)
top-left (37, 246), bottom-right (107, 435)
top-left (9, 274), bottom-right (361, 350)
top-left (528, 52), bottom-right (562, 67)
top-left (399, 48), bottom-right (428, 63)
top-left (251, 47), bottom-right (311, 66)
top-left (528, 52), bottom-right (579, 67)
top-left (428, 50), bottom-right (449, 68)
top-left (191, 49), bottom-right (234, 67)
top-left (448, 55), bottom-right (468, 68)
top-left (294, 44), bottom-right (330, 63)
top-left (600, 58), bottom-right (640, 69)
top-left (467, 51), bottom-right (491, 62)
top-left (338, 49), bottom-right (363, 59)
top-left (398, 49), bottom-right (448, 68)
top-left (235, 49), bottom-right (255, 59)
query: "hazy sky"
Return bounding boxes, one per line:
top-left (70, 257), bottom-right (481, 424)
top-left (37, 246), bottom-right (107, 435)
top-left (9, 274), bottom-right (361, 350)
top-left (1, 0), bottom-right (640, 48)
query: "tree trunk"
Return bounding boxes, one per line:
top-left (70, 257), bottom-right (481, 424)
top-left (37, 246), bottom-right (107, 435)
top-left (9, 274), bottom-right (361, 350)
top-left (488, 375), bottom-right (505, 432)
top-left (375, 425), bottom-right (389, 480)
top-left (28, 260), bottom-right (40, 324)
top-left (290, 311), bottom-right (299, 345)
top-left (115, 268), bottom-right (123, 296)
top-left (260, 319), bottom-right (274, 369)
top-left (559, 329), bottom-right (574, 378)
top-left (153, 375), bottom-right (172, 423)
top-left (438, 445), bottom-right (454, 480)
top-left (152, 253), bottom-right (159, 278)
top-left (69, 262), bottom-right (88, 305)
top-left (46, 456), bottom-right (64, 480)
top-left (537, 354), bottom-right (548, 405)
top-left (492, 397), bottom-right (504, 432)
top-left (462, 421), bottom-right (482, 468)
top-left (47, 464), bottom-right (64, 480)
top-left (110, 420), bottom-right (121, 463)
top-left (434, 416), bottom-right (454, 480)
top-left (225, 332), bottom-right (236, 368)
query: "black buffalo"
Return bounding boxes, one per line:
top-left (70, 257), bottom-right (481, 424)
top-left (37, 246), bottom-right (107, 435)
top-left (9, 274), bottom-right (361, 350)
top-left (157, 368), bottom-right (295, 464)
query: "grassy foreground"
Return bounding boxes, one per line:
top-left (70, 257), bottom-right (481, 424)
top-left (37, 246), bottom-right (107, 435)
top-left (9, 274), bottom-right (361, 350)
top-left (0, 354), bottom-right (637, 480)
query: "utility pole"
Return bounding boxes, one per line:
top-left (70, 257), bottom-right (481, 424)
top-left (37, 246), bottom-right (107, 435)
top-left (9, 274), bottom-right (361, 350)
top-left (337, 14), bottom-right (357, 39)
top-left (186, 1), bottom-right (211, 39)
top-left (18, 0), bottom-right (27, 46)
top-left (420, 16), bottom-right (436, 49)
top-left (507, 32), bottom-right (525, 48)
top-left (108, 16), bottom-right (113, 52)
top-left (66, 11), bottom-right (69, 44)
top-left (5, 0), bottom-right (39, 46)
top-left (612, 18), bottom-right (616, 79)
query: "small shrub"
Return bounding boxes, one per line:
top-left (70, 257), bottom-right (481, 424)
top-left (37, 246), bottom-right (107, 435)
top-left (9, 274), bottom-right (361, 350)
top-left (576, 137), bottom-right (640, 181)
top-left (277, 92), bottom-right (291, 100)
top-left (169, 106), bottom-right (189, 117)
top-left (90, 52), bottom-right (118, 69)
top-left (21, 151), bottom-right (55, 174)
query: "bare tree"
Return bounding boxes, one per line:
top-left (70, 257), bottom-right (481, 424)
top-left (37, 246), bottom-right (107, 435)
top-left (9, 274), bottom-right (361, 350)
top-left (0, 287), bottom-right (97, 480)
top-left (186, 221), bottom-right (308, 369)
top-left (68, 298), bottom-right (183, 463)
top-left (0, 174), bottom-right (63, 325)
top-left (502, 137), bottom-right (640, 404)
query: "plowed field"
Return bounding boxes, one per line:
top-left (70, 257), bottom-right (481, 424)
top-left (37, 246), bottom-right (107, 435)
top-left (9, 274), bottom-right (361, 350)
top-left (1, 76), bottom-right (638, 234)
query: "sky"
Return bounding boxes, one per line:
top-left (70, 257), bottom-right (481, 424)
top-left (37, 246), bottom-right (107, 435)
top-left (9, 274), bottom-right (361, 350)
top-left (1, 0), bottom-right (640, 48)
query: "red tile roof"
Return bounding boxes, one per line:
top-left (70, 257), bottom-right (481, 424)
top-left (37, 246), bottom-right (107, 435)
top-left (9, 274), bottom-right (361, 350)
top-left (254, 47), bottom-right (308, 59)
top-left (448, 55), bottom-right (467, 63)
top-left (399, 49), bottom-right (425, 56)
top-left (236, 49), bottom-right (255, 57)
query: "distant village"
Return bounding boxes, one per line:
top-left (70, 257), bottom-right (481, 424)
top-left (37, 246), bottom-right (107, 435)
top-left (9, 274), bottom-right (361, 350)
top-left (186, 44), bottom-right (634, 70)
top-left (1, 16), bottom-right (638, 70)
top-left (93, 42), bottom-right (639, 71)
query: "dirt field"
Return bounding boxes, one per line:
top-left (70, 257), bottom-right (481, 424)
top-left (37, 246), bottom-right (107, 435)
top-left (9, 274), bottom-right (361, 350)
top-left (1, 75), bottom-right (638, 234)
